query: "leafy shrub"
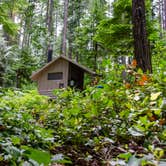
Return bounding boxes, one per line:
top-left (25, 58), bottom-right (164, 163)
top-left (0, 66), bottom-right (165, 165)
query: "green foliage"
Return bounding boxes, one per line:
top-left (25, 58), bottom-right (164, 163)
top-left (95, 19), bottom-right (132, 56)
top-left (94, 0), bottom-right (132, 57)
top-left (21, 146), bottom-right (51, 165)
top-left (0, 37), bottom-right (40, 88)
top-left (0, 0), bottom-right (166, 165)
top-left (0, 62), bottom-right (165, 165)
top-left (0, 0), bottom-right (28, 36)
top-left (0, 6), bottom-right (18, 36)
top-left (95, 0), bottom-right (160, 60)
top-left (70, 0), bottom-right (108, 69)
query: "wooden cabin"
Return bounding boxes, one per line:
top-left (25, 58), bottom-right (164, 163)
top-left (30, 55), bottom-right (96, 97)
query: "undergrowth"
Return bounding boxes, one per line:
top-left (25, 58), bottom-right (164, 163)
top-left (0, 64), bottom-right (165, 166)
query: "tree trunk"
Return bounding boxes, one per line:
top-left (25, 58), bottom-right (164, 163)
top-left (68, 38), bottom-right (73, 59)
top-left (16, 69), bottom-right (21, 88)
top-left (47, 0), bottom-right (54, 36)
top-left (61, 0), bottom-right (69, 56)
top-left (159, 0), bottom-right (163, 37)
top-left (163, 0), bottom-right (166, 29)
top-left (46, 0), bottom-right (54, 62)
top-left (161, 0), bottom-right (164, 29)
top-left (132, 0), bottom-right (152, 73)
top-left (0, 66), bottom-right (4, 87)
top-left (94, 42), bottom-right (98, 70)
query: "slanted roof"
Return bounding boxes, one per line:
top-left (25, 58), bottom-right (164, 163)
top-left (31, 55), bottom-right (96, 81)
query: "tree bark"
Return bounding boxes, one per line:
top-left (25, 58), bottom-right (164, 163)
top-left (47, 0), bottom-right (54, 36)
top-left (132, 0), bottom-right (152, 73)
top-left (46, 0), bottom-right (54, 62)
top-left (94, 42), bottom-right (98, 70)
top-left (61, 0), bottom-right (69, 56)
top-left (0, 66), bottom-right (4, 87)
top-left (159, 0), bottom-right (163, 37)
top-left (163, 0), bottom-right (166, 29)
top-left (68, 38), bottom-right (73, 59)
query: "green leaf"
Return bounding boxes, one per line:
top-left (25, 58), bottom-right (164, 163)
top-left (52, 154), bottom-right (72, 164)
top-left (21, 146), bottom-right (51, 165)
top-left (137, 69), bottom-right (143, 74)
top-left (128, 156), bottom-right (140, 166)
top-left (153, 109), bottom-right (161, 115)
top-left (139, 116), bottom-right (148, 125)
top-left (128, 127), bottom-right (144, 136)
top-left (118, 152), bottom-right (132, 161)
top-left (11, 136), bottom-right (21, 145)
top-left (150, 92), bottom-right (162, 101)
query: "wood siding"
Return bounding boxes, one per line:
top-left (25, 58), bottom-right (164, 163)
top-left (37, 59), bottom-right (69, 95)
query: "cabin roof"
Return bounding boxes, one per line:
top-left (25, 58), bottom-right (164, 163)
top-left (31, 55), bottom-right (96, 81)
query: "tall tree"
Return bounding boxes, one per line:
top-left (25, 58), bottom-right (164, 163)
top-left (89, 0), bottom-right (107, 70)
top-left (46, 0), bottom-right (54, 62)
top-left (132, 0), bottom-right (152, 73)
top-left (156, 0), bottom-right (166, 35)
top-left (67, 0), bottom-right (82, 59)
top-left (162, 0), bottom-right (166, 29)
top-left (95, 0), bottom-right (133, 58)
top-left (73, 0), bottom-right (108, 69)
top-left (61, 0), bottom-right (69, 56)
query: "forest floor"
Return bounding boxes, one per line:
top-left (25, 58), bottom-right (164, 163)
top-left (0, 68), bottom-right (166, 165)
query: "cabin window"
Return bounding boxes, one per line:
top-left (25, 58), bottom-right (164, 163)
top-left (48, 72), bottom-right (63, 80)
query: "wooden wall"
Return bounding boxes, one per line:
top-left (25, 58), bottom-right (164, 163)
top-left (37, 59), bottom-right (69, 96)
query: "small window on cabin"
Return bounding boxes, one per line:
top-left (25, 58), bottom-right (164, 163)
top-left (48, 72), bottom-right (63, 80)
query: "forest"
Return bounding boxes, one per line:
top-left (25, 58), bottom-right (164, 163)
top-left (0, 0), bottom-right (166, 165)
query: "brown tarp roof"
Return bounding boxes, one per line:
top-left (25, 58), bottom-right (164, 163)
top-left (31, 55), bottom-right (96, 81)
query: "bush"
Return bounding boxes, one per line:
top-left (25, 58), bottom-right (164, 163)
top-left (0, 67), bottom-right (165, 165)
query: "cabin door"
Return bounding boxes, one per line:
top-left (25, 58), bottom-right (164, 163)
top-left (68, 63), bottom-right (84, 90)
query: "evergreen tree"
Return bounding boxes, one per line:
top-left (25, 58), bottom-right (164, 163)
top-left (61, 0), bottom-right (69, 56)
top-left (73, 0), bottom-right (108, 69)
top-left (95, 0), bottom-right (133, 58)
